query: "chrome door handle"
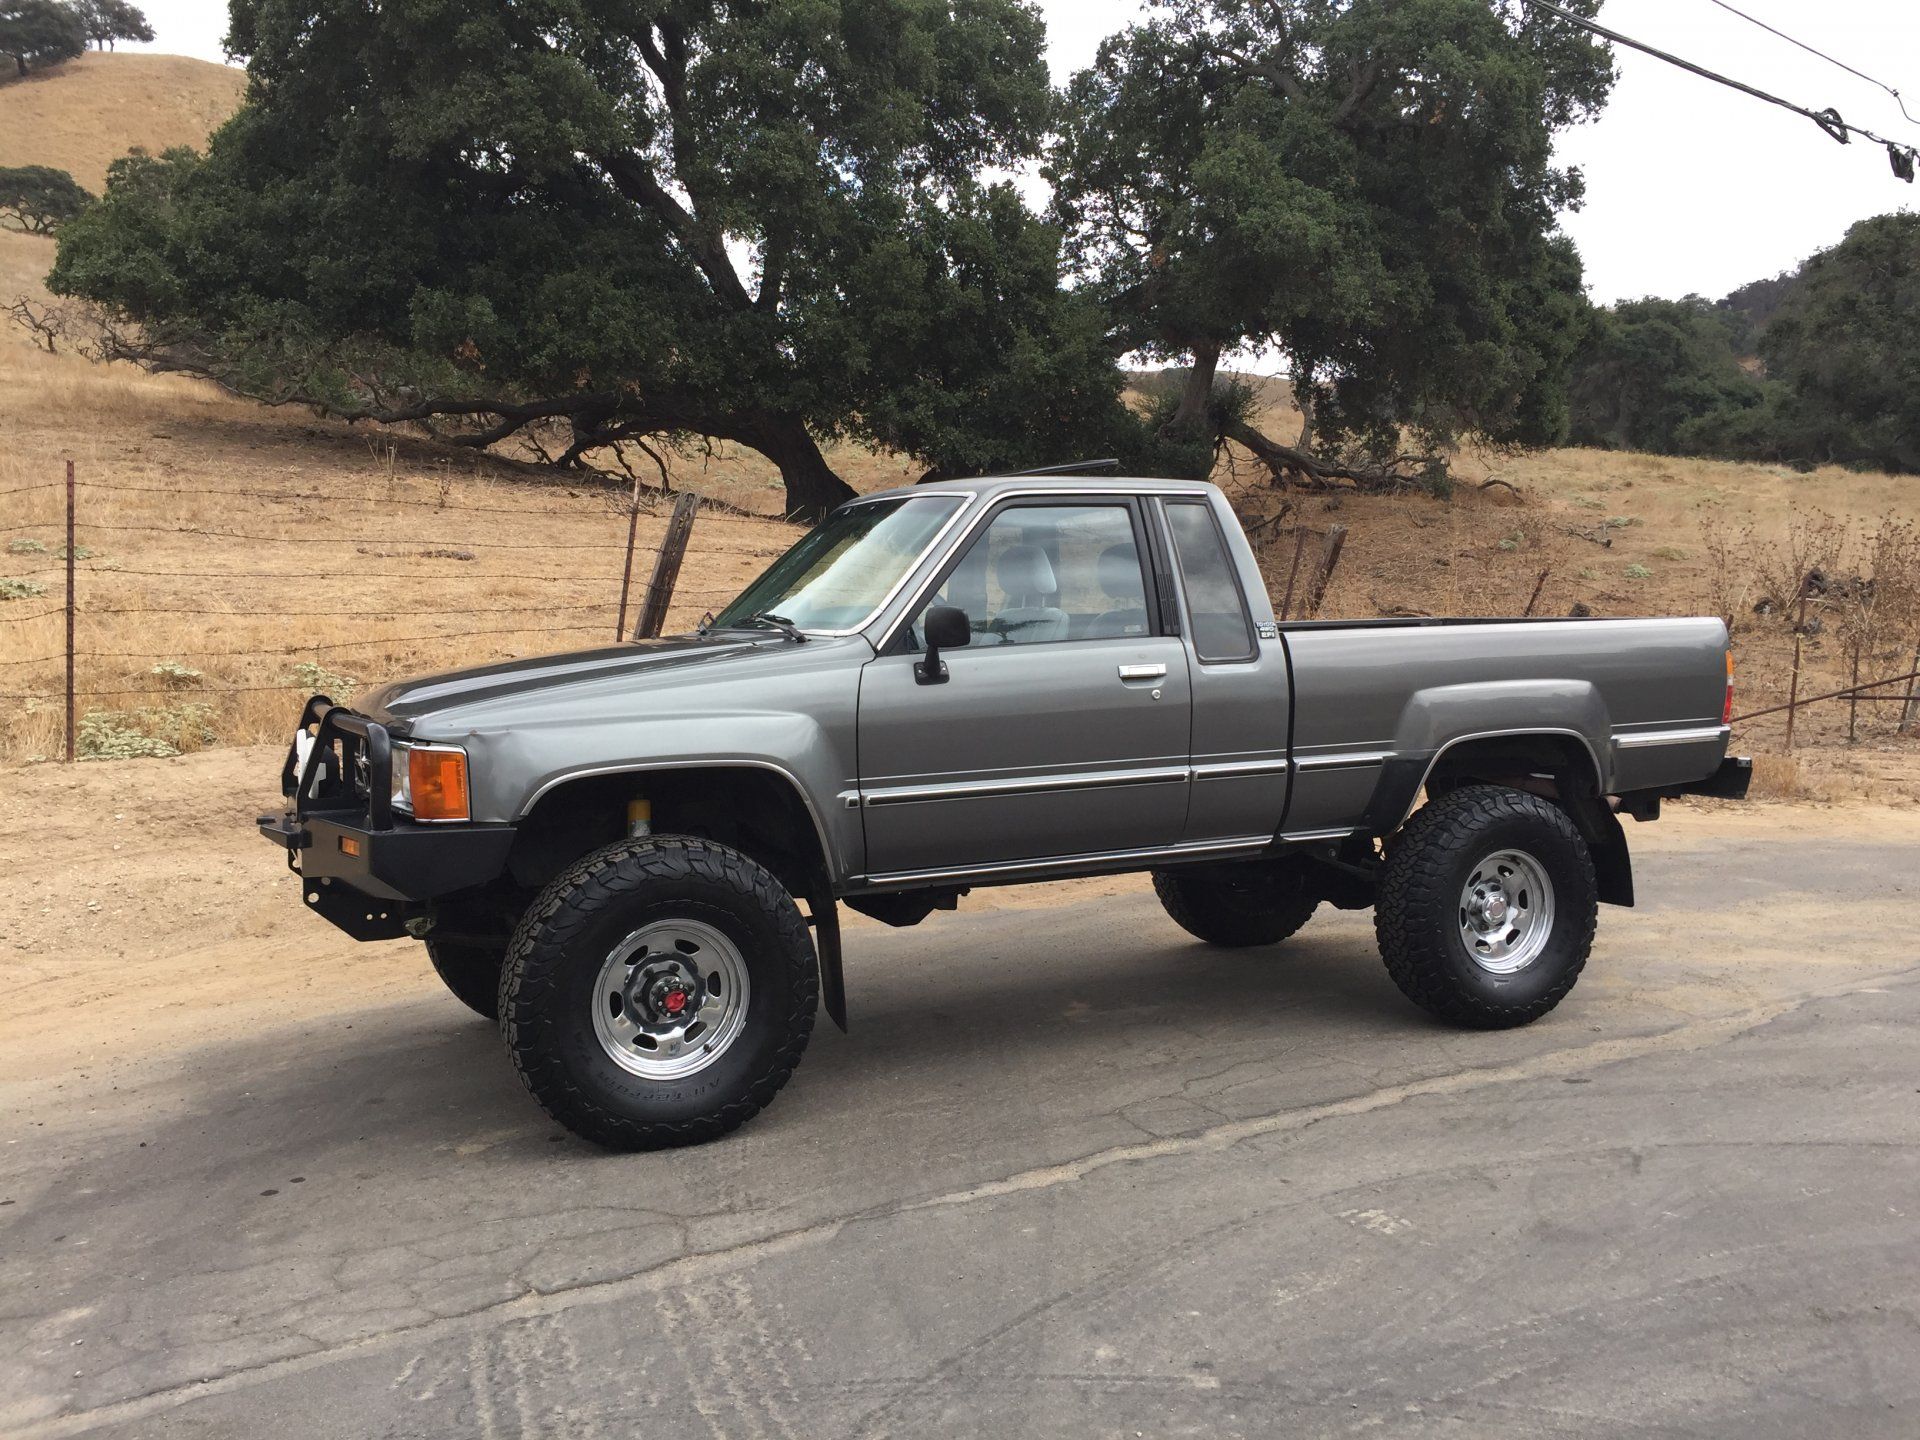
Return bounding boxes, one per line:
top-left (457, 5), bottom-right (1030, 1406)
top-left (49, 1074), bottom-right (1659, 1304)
top-left (1118, 664), bottom-right (1167, 682)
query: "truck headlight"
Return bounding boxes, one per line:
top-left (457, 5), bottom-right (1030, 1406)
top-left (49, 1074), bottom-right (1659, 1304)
top-left (391, 742), bottom-right (470, 822)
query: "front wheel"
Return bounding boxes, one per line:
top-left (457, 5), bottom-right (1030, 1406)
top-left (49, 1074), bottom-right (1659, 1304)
top-left (1375, 786), bottom-right (1597, 1029)
top-left (499, 837), bottom-right (818, 1150)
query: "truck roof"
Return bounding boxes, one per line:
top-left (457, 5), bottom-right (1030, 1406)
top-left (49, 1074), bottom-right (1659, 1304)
top-left (851, 473), bottom-right (1219, 506)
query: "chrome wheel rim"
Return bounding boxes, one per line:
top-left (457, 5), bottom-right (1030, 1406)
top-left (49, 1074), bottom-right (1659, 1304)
top-left (591, 918), bottom-right (751, 1079)
top-left (1458, 849), bottom-right (1555, 975)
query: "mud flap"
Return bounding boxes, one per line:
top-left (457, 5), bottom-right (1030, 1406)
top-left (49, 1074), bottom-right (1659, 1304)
top-left (812, 898), bottom-right (848, 1032)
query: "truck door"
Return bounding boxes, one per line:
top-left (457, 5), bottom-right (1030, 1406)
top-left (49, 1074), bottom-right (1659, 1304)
top-left (1153, 496), bottom-right (1294, 843)
top-left (856, 497), bottom-right (1192, 880)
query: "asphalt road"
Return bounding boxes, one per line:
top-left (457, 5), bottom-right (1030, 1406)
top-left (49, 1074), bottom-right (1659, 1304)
top-left (3, 814), bottom-right (1917, 1438)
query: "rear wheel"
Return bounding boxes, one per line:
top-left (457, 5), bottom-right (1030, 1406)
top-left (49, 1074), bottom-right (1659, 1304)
top-left (1375, 786), bottom-right (1597, 1028)
top-left (499, 836), bottom-right (817, 1150)
top-left (1152, 858), bottom-right (1320, 948)
top-left (425, 939), bottom-right (503, 1021)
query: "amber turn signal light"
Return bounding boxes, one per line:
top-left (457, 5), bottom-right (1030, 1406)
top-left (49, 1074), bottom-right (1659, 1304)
top-left (1723, 649), bottom-right (1735, 725)
top-left (409, 747), bottom-right (470, 821)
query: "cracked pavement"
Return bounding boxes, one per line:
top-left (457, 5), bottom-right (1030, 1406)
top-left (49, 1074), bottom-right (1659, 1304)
top-left (1, 763), bottom-right (1917, 1437)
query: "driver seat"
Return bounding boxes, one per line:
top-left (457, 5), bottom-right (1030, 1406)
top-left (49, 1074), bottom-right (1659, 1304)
top-left (991, 545), bottom-right (1070, 644)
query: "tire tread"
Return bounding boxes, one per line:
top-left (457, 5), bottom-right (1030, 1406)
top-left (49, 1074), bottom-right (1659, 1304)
top-left (499, 836), bottom-right (817, 1149)
top-left (1375, 785), bottom-right (1597, 1029)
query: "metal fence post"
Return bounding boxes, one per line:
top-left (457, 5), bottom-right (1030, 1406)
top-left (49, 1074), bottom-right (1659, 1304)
top-left (64, 459), bottom-right (76, 763)
top-left (615, 470), bottom-right (643, 640)
top-left (634, 492), bottom-right (700, 640)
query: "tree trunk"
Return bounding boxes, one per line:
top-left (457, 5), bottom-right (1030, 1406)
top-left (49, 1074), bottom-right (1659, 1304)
top-left (742, 411), bottom-right (855, 521)
top-left (1165, 341), bottom-right (1222, 439)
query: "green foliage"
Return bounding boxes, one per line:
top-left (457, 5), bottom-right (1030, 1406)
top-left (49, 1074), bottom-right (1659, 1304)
top-left (1050, 0), bottom-right (1616, 469)
top-left (0, 165), bottom-right (91, 236)
top-left (78, 703), bottom-right (214, 760)
top-left (7, 537), bottom-right (48, 554)
top-left (1761, 213), bottom-right (1920, 474)
top-left (0, 577), bottom-right (48, 599)
top-left (289, 660), bottom-right (356, 695)
top-left (0, 0), bottom-right (85, 76)
top-left (1567, 297), bottom-right (1772, 456)
top-left (50, 0), bottom-right (1126, 514)
top-left (1572, 216), bottom-right (1920, 474)
top-left (150, 660), bottom-right (203, 686)
top-left (1623, 563), bottom-right (1652, 579)
top-left (72, 0), bottom-right (150, 50)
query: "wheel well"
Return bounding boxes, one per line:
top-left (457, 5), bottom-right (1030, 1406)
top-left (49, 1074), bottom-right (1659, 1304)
top-left (1423, 733), bottom-right (1600, 804)
top-left (506, 767), bottom-right (831, 904)
top-left (1420, 734), bottom-right (1632, 907)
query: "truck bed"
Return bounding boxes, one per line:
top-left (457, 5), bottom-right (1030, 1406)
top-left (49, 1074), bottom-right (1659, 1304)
top-left (1279, 615), bottom-right (1731, 837)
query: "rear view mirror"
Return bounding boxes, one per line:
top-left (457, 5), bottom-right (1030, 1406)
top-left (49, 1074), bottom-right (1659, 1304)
top-left (916, 605), bottom-right (971, 685)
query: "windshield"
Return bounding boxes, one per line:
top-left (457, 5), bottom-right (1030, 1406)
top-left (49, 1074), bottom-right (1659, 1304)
top-left (711, 495), bottom-right (965, 633)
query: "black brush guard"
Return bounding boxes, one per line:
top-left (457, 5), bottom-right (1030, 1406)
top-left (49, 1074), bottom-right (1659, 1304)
top-left (257, 695), bottom-right (515, 941)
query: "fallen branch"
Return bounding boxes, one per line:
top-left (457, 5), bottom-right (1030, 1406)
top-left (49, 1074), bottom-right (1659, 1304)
top-left (1221, 419), bottom-right (1440, 492)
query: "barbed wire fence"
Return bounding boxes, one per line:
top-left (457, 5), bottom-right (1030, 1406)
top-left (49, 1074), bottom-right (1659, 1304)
top-left (0, 461), bottom-right (787, 761)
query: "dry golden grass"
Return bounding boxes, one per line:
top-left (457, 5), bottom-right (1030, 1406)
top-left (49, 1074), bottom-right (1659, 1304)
top-left (0, 52), bottom-right (246, 192)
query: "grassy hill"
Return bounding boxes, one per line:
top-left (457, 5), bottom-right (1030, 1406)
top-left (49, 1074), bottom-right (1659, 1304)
top-left (0, 52), bottom-right (246, 193)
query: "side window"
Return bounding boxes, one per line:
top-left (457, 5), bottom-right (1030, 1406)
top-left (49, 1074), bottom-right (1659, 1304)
top-left (1164, 501), bottom-right (1256, 662)
top-left (917, 503), bottom-right (1150, 647)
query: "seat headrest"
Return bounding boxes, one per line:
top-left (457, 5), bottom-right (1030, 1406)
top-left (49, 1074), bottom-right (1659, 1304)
top-left (1097, 544), bottom-right (1143, 600)
top-left (995, 544), bottom-right (1057, 597)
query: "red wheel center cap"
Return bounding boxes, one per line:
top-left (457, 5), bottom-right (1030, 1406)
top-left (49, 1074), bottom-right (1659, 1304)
top-left (661, 988), bottom-right (688, 1015)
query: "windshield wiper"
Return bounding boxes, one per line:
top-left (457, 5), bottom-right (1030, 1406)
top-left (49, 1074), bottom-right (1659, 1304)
top-left (739, 611), bottom-right (809, 643)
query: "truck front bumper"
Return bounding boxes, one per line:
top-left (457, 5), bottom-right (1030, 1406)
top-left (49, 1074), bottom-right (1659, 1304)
top-left (261, 697), bottom-right (515, 940)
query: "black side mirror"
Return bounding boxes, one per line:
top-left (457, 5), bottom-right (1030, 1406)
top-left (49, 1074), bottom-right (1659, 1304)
top-left (916, 605), bottom-right (971, 685)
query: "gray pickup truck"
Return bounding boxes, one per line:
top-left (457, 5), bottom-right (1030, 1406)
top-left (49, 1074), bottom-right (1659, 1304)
top-left (262, 473), bottom-right (1748, 1149)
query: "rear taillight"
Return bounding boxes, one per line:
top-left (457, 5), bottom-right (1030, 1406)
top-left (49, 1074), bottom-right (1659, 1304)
top-left (1723, 649), bottom-right (1735, 725)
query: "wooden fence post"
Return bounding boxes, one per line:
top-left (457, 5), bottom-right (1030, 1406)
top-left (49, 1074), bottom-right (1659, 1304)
top-left (1784, 578), bottom-right (1809, 752)
top-left (64, 459), bottom-right (75, 763)
top-left (1277, 530), bottom-right (1308, 621)
top-left (1305, 524), bottom-right (1348, 619)
top-left (634, 492), bottom-right (699, 640)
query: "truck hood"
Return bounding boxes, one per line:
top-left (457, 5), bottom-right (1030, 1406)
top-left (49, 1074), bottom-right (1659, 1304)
top-left (356, 631), bottom-right (809, 727)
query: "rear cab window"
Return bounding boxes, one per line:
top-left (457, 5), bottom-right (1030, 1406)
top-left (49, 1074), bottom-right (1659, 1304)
top-left (1163, 500), bottom-right (1256, 663)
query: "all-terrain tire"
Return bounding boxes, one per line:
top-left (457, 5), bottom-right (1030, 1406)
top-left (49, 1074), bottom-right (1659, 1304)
top-left (426, 939), bottom-right (504, 1021)
top-left (1375, 785), bottom-right (1598, 1029)
top-left (499, 836), bottom-right (818, 1151)
top-left (1152, 859), bottom-right (1321, 948)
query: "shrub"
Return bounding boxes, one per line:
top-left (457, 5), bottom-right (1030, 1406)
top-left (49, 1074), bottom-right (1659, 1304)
top-left (150, 660), bottom-right (203, 686)
top-left (0, 577), bottom-right (48, 599)
top-left (1624, 563), bottom-right (1653, 580)
top-left (78, 702), bottom-right (215, 760)
top-left (7, 537), bottom-right (48, 555)
top-left (289, 660), bottom-right (357, 695)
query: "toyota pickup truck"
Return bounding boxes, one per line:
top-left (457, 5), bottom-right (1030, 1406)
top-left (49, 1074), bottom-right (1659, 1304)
top-left (261, 473), bottom-right (1750, 1149)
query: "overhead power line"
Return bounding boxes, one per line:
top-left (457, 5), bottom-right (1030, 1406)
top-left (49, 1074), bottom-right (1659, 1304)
top-left (1701, 0), bottom-right (1919, 129)
top-left (1519, 0), bottom-right (1919, 183)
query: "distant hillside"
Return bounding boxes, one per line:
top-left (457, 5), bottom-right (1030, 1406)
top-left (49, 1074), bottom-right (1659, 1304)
top-left (1716, 271), bottom-right (1800, 352)
top-left (0, 52), bottom-right (245, 193)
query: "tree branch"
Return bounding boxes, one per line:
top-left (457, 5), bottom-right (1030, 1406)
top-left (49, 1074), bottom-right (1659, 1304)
top-left (599, 151), bottom-right (753, 310)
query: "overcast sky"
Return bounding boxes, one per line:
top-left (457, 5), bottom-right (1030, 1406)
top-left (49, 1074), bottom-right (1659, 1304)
top-left (134, 0), bottom-right (1919, 304)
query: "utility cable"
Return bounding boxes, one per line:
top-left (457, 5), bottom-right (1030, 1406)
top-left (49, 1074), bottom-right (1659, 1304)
top-left (1519, 0), bottom-right (1919, 181)
top-left (1701, 0), bottom-right (1919, 128)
